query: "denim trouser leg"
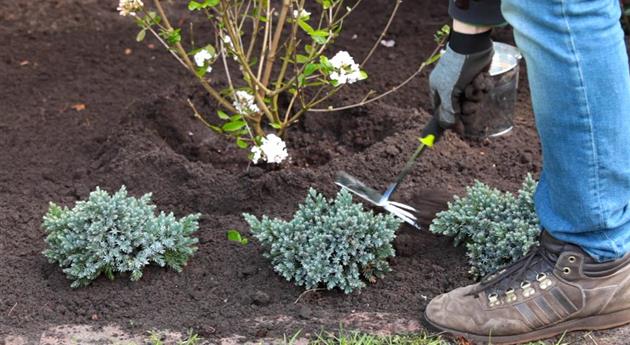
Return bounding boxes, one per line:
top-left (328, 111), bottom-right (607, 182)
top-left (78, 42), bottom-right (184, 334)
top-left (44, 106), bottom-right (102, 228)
top-left (501, 0), bottom-right (630, 261)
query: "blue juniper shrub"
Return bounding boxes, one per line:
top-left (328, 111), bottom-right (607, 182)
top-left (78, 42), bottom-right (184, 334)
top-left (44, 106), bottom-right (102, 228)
top-left (430, 175), bottom-right (540, 278)
top-left (42, 186), bottom-right (200, 288)
top-left (244, 188), bottom-right (401, 294)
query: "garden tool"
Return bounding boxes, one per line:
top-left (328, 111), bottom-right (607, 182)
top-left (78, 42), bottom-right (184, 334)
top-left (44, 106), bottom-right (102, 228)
top-left (335, 116), bottom-right (445, 228)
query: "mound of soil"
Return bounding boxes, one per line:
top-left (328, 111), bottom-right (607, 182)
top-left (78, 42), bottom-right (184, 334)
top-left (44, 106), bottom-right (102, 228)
top-left (0, 0), bottom-right (577, 343)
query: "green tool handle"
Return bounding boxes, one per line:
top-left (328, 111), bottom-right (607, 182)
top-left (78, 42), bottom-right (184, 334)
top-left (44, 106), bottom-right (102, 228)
top-left (384, 116), bottom-right (445, 199)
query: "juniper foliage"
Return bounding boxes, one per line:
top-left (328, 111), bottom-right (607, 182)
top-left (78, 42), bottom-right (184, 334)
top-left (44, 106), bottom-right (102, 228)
top-left (42, 186), bottom-right (200, 288)
top-left (430, 175), bottom-right (540, 278)
top-left (244, 188), bottom-right (400, 294)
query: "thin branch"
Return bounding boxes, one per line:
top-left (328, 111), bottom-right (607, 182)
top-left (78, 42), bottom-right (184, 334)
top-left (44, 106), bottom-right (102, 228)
top-left (360, 0), bottom-right (401, 67)
top-left (144, 25), bottom-right (189, 69)
top-left (262, 0), bottom-right (291, 87)
top-left (187, 98), bottom-right (260, 139)
top-left (218, 33), bottom-right (235, 94)
top-left (152, 0), bottom-right (237, 113)
top-left (7, 302), bottom-right (17, 317)
top-left (187, 98), bottom-right (215, 129)
top-left (308, 38), bottom-right (446, 112)
top-left (294, 288), bottom-right (325, 304)
top-left (246, 0), bottom-right (264, 61)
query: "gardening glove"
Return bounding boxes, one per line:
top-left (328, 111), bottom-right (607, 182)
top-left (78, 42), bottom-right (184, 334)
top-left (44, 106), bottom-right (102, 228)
top-left (429, 30), bottom-right (493, 129)
top-left (459, 73), bottom-right (493, 126)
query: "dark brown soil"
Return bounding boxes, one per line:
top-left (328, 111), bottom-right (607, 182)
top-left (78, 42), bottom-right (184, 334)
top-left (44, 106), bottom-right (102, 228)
top-left (0, 0), bottom-right (544, 342)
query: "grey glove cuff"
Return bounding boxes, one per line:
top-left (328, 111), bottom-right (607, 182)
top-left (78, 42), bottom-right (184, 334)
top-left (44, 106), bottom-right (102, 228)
top-left (429, 44), bottom-right (494, 128)
top-left (449, 30), bottom-right (493, 54)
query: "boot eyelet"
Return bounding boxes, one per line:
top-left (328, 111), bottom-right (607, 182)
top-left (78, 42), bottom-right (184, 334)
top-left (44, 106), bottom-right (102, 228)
top-left (537, 272), bottom-right (553, 289)
top-left (488, 293), bottom-right (501, 307)
top-left (521, 281), bottom-right (535, 298)
top-left (563, 267), bottom-right (571, 275)
top-left (568, 256), bottom-right (577, 263)
top-left (505, 288), bottom-right (517, 303)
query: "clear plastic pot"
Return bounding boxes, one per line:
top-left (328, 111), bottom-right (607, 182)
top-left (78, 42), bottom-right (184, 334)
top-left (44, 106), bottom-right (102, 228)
top-left (462, 42), bottom-right (522, 139)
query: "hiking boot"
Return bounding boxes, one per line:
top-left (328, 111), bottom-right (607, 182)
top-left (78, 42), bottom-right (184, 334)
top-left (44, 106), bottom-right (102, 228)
top-left (424, 231), bottom-right (630, 344)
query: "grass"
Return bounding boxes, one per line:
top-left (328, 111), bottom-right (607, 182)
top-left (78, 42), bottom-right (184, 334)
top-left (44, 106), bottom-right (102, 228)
top-left (141, 327), bottom-right (579, 345)
top-left (147, 329), bottom-right (202, 345)
top-left (282, 328), bottom-right (447, 345)
top-left (284, 328), bottom-right (573, 345)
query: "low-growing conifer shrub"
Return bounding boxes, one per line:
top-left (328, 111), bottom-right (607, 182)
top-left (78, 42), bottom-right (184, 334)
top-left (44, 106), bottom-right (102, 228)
top-left (430, 175), bottom-right (540, 278)
top-left (244, 188), bottom-right (400, 293)
top-left (42, 186), bottom-right (200, 288)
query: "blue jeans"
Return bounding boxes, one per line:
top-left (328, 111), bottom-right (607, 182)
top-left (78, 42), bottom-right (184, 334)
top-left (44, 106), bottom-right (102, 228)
top-left (501, 0), bottom-right (630, 261)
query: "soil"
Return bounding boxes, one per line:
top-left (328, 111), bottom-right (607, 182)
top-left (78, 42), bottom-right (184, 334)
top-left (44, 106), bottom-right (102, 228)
top-left (1, 0), bottom-right (626, 344)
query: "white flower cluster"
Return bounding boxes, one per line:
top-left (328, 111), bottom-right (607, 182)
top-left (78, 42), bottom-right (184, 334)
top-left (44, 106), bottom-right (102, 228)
top-left (292, 9), bottom-right (311, 20)
top-left (193, 49), bottom-right (215, 73)
top-left (251, 134), bottom-right (289, 164)
top-left (329, 51), bottom-right (363, 85)
top-left (233, 91), bottom-right (260, 115)
top-left (117, 0), bottom-right (144, 16)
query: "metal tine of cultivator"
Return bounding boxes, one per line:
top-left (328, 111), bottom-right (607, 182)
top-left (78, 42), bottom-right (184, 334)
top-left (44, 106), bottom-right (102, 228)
top-left (383, 202), bottom-right (420, 228)
top-left (336, 171), bottom-right (421, 227)
top-left (387, 200), bottom-right (419, 212)
top-left (335, 171), bottom-right (386, 206)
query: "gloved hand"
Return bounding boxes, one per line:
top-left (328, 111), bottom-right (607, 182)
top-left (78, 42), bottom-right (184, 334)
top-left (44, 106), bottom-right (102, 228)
top-left (429, 30), bottom-right (494, 129)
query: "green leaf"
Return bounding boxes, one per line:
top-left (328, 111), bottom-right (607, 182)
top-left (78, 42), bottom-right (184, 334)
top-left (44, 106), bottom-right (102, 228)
top-left (160, 28), bottom-right (182, 46)
top-left (296, 54), bottom-right (310, 64)
top-left (359, 70), bottom-right (368, 80)
top-left (209, 125), bottom-right (223, 133)
top-left (236, 138), bottom-right (248, 149)
top-left (311, 30), bottom-right (329, 44)
top-left (222, 120), bottom-right (247, 132)
top-left (303, 63), bottom-right (319, 77)
top-left (227, 230), bottom-right (248, 245)
top-left (297, 19), bottom-right (315, 35)
top-left (321, 0), bottom-right (333, 9)
top-left (227, 229), bottom-right (241, 241)
top-left (434, 24), bottom-right (451, 44)
top-left (217, 110), bottom-right (230, 120)
top-left (147, 11), bottom-right (161, 25)
top-left (230, 114), bottom-right (243, 121)
top-left (425, 52), bottom-right (443, 65)
top-left (136, 29), bottom-right (146, 42)
top-left (319, 56), bottom-right (333, 74)
top-left (270, 122), bottom-right (282, 129)
top-left (195, 67), bottom-right (208, 77)
top-left (188, 0), bottom-right (219, 11)
top-left (249, 56), bottom-right (258, 67)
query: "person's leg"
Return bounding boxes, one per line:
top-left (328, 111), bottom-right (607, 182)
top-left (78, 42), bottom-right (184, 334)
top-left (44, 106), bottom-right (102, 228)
top-left (423, 1), bottom-right (630, 342)
top-left (502, 0), bottom-right (630, 261)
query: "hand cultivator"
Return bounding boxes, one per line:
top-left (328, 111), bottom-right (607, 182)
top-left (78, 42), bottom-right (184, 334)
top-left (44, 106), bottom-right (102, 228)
top-left (335, 117), bottom-right (445, 228)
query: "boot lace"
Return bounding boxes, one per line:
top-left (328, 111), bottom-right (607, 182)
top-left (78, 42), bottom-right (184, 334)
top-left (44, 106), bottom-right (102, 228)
top-left (467, 244), bottom-right (557, 297)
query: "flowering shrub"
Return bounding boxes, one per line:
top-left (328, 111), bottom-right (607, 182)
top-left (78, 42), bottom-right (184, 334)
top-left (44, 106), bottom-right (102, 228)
top-left (430, 175), bottom-right (540, 278)
top-left (244, 188), bottom-right (400, 293)
top-left (119, 0), bottom-right (448, 164)
top-left (42, 186), bottom-right (200, 288)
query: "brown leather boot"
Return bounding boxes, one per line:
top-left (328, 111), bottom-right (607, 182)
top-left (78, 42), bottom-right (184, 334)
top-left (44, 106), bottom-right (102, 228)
top-left (424, 231), bottom-right (630, 344)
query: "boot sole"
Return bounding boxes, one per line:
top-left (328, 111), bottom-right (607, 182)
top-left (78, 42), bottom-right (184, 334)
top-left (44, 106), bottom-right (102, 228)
top-left (423, 308), bottom-right (630, 345)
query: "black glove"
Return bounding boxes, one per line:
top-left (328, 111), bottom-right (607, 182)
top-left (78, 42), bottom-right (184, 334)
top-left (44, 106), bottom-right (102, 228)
top-left (429, 30), bottom-right (494, 129)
